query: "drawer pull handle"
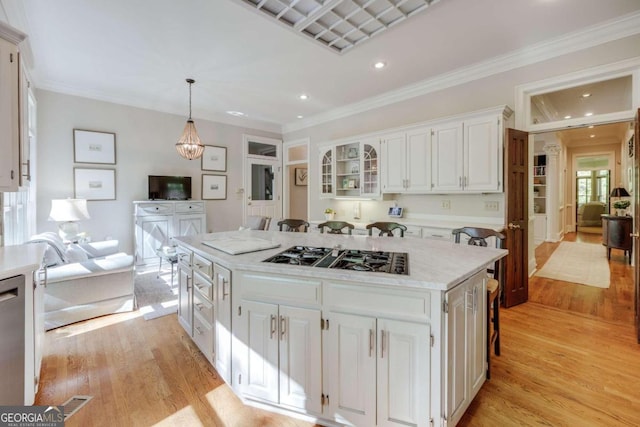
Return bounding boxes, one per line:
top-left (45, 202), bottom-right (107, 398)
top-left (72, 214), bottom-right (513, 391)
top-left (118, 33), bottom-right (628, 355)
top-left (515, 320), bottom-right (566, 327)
top-left (369, 329), bottom-right (374, 357)
top-left (280, 315), bottom-right (286, 340)
top-left (270, 315), bottom-right (276, 339)
top-left (380, 330), bottom-right (386, 358)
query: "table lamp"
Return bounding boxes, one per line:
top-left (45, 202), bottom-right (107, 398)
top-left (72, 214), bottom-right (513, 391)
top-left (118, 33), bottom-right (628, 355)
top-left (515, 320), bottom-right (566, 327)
top-left (610, 187), bottom-right (630, 215)
top-left (48, 199), bottom-right (90, 241)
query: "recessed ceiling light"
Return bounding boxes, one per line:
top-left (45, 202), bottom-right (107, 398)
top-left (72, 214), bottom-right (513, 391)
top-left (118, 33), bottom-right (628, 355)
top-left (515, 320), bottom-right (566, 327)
top-left (299, 94), bottom-right (309, 100)
top-left (297, 115), bottom-right (303, 119)
top-left (373, 61), bottom-right (386, 69)
top-left (582, 93), bottom-right (592, 98)
top-left (590, 134), bottom-right (595, 138)
top-left (584, 112), bottom-right (593, 117)
top-left (564, 115), bottom-right (572, 119)
top-left (226, 110), bottom-right (245, 117)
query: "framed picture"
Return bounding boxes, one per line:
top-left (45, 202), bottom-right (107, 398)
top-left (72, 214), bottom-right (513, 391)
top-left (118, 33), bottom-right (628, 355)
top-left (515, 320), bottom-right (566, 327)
top-left (295, 168), bottom-right (308, 186)
top-left (202, 174), bottom-right (227, 200)
top-left (348, 179), bottom-right (356, 189)
top-left (201, 145), bottom-right (227, 172)
top-left (628, 135), bottom-right (634, 158)
top-left (74, 129), bottom-right (116, 164)
top-left (74, 168), bottom-right (116, 200)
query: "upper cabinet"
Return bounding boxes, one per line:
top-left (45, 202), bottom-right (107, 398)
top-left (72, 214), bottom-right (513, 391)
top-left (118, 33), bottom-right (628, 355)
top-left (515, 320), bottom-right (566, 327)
top-left (0, 33), bottom-right (20, 191)
top-left (381, 128), bottom-right (432, 193)
top-left (320, 139), bottom-right (379, 199)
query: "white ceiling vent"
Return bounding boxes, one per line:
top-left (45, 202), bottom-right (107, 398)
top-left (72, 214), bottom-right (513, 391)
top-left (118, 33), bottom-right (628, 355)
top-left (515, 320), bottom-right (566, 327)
top-left (235, 0), bottom-right (440, 54)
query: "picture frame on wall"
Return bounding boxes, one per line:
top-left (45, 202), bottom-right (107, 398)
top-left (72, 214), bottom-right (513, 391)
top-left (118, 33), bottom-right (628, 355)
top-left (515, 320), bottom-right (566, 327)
top-left (202, 174), bottom-right (227, 200)
top-left (294, 168), bottom-right (308, 186)
top-left (73, 129), bottom-right (116, 164)
top-left (74, 168), bottom-right (116, 200)
top-left (201, 145), bottom-right (227, 172)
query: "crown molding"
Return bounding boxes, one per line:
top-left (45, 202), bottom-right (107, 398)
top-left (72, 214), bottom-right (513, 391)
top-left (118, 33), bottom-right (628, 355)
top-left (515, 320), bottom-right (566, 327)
top-left (0, 19), bottom-right (25, 44)
top-left (282, 10), bottom-right (640, 134)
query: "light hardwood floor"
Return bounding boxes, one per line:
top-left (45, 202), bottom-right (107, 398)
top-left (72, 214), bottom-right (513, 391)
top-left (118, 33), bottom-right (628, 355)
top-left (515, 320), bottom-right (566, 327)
top-left (36, 233), bottom-right (640, 426)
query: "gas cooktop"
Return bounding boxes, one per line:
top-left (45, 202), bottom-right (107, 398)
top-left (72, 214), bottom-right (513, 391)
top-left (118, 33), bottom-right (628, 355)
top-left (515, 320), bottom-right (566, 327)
top-left (262, 245), bottom-right (408, 275)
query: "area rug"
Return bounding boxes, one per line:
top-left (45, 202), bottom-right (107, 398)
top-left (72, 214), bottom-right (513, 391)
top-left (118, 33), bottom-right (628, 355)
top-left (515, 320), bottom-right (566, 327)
top-left (535, 241), bottom-right (610, 288)
top-left (135, 266), bottom-right (178, 320)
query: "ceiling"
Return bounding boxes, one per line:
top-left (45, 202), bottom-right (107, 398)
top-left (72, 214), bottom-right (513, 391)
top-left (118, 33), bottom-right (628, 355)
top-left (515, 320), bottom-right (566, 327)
top-left (2, 0), bottom-right (640, 133)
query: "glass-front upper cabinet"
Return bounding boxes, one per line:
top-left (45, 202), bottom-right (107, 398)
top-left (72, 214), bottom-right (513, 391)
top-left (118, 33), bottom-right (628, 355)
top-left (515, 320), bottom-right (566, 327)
top-left (360, 140), bottom-right (379, 197)
top-left (335, 141), bottom-right (360, 197)
top-left (319, 147), bottom-right (334, 198)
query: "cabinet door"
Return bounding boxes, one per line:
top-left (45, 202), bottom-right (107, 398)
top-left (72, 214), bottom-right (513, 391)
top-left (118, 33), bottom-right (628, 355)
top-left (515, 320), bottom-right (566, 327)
top-left (360, 140), bottom-right (380, 197)
top-left (135, 216), bottom-right (171, 265)
top-left (319, 147), bottom-right (334, 198)
top-left (177, 264), bottom-right (192, 336)
top-left (0, 38), bottom-right (19, 191)
top-left (377, 319), bottom-right (431, 427)
top-left (405, 127), bottom-right (432, 193)
top-left (239, 300), bottom-right (279, 404)
top-left (381, 133), bottom-right (406, 193)
top-left (214, 264), bottom-right (232, 384)
top-left (431, 121), bottom-right (463, 192)
top-left (326, 312), bottom-right (376, 427)
top-left (175, 213), bottom-right (206, 237)
top-left (445, 281), bottom-right (469, 424)
top-left (464, 115), bottom-right (500, 192)
top-left (468, 277), bottom-right (486, 398)
top-left (279, 305), bottom-right (322, 414)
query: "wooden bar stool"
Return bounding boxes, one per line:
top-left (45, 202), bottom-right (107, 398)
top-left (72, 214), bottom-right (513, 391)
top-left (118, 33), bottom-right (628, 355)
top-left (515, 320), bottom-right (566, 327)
top-left (277, 219), bottom-right (309, 232)
top-left (365, 222), bottom-right (407, 237)
top-left (452, 226), bottom-right (505, 380)
top-left (318, 221), bottom-right (354, 235)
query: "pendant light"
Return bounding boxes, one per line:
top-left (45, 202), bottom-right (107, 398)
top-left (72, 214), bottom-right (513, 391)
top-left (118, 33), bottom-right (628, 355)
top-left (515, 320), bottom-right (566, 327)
top-left (176, 78), bottom-right (205, 160)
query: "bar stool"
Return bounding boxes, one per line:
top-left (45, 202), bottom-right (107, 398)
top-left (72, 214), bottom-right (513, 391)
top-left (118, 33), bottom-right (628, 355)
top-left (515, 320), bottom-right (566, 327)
top-left (451, 226), bottom-right (505, 380)
top-left (277, 219), bottom-right (309, 232)
top-left (365, 222), bottom-right (407, 237)
top-left (318, 221), bottom-right (354, 235)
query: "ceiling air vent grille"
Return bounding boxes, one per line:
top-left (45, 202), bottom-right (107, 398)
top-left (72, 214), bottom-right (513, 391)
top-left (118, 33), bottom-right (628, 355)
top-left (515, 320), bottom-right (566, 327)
top-left (236, 0), bottom-right (440, 54)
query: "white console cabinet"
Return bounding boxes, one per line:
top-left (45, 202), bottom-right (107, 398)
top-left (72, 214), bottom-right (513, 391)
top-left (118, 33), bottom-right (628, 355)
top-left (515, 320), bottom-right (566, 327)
top-left (133, 201), bottom-right (206, 265)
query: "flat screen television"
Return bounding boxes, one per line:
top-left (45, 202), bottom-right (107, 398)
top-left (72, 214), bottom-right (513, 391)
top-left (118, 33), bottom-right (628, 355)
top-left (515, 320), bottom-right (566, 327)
top-left (148, 175), bottom-right (192, 200)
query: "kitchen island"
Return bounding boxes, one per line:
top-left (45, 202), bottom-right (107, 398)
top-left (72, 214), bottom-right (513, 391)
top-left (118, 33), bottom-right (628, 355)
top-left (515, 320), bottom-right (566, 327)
top-left (174, 230), bottom-right (507, 427)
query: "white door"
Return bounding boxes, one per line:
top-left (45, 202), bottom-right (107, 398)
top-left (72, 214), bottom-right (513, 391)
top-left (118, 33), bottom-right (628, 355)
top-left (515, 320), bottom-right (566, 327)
top-left (431, 121), bottom-right (464, 192)
top-left (135, 216), bottom-right (171, 265)
top-left (377, 318), bottom-right (431, 427)
top-left (175, 214), bottom-right (205, 236)
top-left (214, 264), bottom-right (232, 384)
top-left (240, 300), bottom-right (279, 404)
top-left (279, 305), bottom-right (322, 414)
top-left (244, 135), bottom-right (282, 224)
top-left (464, 115), bottom-right (500, 191)
top-left (381, 133), bottom-right (406, 193)
top-left (405, 127), bottom-right (432, 193)
top-left (327, 312), bottom-right (377, 427)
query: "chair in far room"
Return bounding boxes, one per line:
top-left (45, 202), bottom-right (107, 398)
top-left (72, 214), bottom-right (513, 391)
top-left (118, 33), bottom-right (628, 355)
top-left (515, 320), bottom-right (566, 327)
top-left (277, 219), bottom-right (309, 232)
top-left (451, 226), bottom-right (506, 380)
top-left (244, 215), bottom-right (271, 230)
top-left (366, 222), bottom-right (407, 237)
top-left (318, 221), bottom-right (354, 235)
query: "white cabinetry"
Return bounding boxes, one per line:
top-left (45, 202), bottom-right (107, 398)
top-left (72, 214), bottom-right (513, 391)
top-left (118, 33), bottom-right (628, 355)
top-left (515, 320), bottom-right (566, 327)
top-left (235, 272), bottom-right (323, 415)
top-left (214, 264), bottom-right (232, 383)
top-left (444, 271), bottom-right (486, 426)
top-left (319, 139), bottom-right (379, 199)
top-left (381, 128), bottom-right (431, 193)
top-left (177, 246), bottom-right (193, 335)
top-left (326, 312), bottom-right (430, 427)
top-left (133, 201), bottom-right (206, 265)
top-left (432, 115), bottom-right (502, 193)
top-left (0, 32), bottom-right (21, 191)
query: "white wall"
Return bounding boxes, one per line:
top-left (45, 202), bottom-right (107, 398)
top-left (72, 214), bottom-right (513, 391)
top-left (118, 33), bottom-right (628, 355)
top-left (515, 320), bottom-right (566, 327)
top-left (284, 34), bottom-right (640, 223)
top-left (36, 90), bottom-right (280, 254)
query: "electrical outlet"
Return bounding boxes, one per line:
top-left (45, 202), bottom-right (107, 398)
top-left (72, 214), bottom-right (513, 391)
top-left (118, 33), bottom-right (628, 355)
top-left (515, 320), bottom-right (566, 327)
top-left (441, 200), bottom-right (451, 209)
top-left (484, 201), bottom-right (499, 211)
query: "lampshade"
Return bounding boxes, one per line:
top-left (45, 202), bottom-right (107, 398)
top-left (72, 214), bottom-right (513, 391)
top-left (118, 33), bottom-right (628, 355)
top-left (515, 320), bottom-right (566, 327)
top-left (48, 199), bottom-right (91, 222)
top-left (610, 187), bottom-right (630, 197)
top-left (176, 78), bottom-right (204, 160)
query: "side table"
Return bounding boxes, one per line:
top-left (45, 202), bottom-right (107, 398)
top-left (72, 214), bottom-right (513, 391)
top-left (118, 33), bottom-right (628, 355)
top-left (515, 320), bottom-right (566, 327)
top-left (601, 214), bottom-right (632, 264)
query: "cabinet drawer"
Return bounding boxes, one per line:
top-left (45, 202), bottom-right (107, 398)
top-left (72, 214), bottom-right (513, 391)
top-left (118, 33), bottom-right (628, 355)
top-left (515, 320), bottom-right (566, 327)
top-left (404, 225), bottom-right (422, 238)
top-left (192, 253), bottom-right (213, 278)
top-left (175, 201), bottom-right (205, 213)
top-left (193, 271), bottom-right (213, 300)
top-left (240, 272), bottom-right (321, 306)
top-left (192, 312), bottom-right (214, 364)
top-left (136, 203), bottom-right (173, 215)
top-left (193, 288), bottom-right (214, 324)
top-left (176, 246), bottom-right (192, 267)
top-left (327, 283), bottom-right (431, 320)
top-left (422, 227), bottom-right (452, 241)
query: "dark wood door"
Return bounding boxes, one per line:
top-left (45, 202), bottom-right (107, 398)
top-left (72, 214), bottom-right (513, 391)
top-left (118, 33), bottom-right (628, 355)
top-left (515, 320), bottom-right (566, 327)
top-left (634, 108), bottom-right (640, 343)
top-left (504, 129), bottom-right (529, 307)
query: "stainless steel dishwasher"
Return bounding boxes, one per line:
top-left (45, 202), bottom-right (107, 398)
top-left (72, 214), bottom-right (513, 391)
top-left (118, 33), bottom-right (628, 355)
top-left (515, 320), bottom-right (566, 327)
top-left (0, 274), bottom-right (25, 405)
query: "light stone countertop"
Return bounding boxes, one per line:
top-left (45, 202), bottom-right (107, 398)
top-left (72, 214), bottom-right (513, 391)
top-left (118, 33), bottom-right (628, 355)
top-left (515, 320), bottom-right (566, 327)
top-left (174, 230), bottom-right (507, 291)
top-left (0, 243), bottom-right (46, 279)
